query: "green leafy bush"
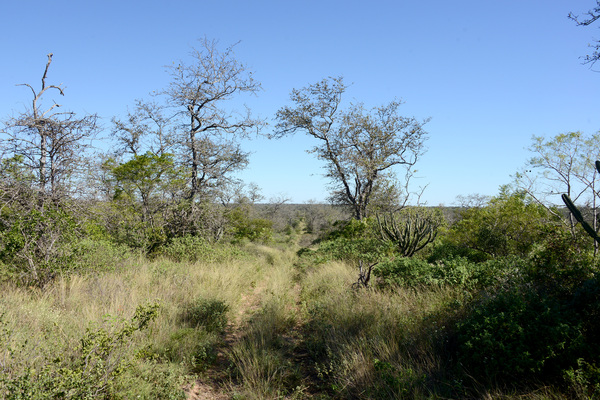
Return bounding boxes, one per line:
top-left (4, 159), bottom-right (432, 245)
top-left (0, 303), bottom-right (168, 399)
top-left (159, 235), bottom-right (247, 263)
top-left (228, 207), bottom-right (273, 243)
top-left (315, 237), bottom-right (392, 266)
top-left (369, 359), bottom-right (426, 399)
top-left (160, 327), bottom-right (219, 372)
top-left (455, 287), bottom-right (581, 381)
top-left (564, 358), bottom-right (600, 399)
top-left (446, 191), bottom-right (555, 258)
top-left (374, 256), bottom-right (520, 289)
top-left (426, 239), bottom-right (489, 264)
top-left (115, 361), bottom-right (186, 400)
top-left (71, 238), bottom-right (132, 273)
top-left (318, 217), bottom-right (379, 242)
top-left (0, 201), bottom-right (79, 287)
top-left (182, 297), bottom-right (229, 333)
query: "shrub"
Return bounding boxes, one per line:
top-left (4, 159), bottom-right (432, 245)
top-left (426, 239), bottom-right (489, 264)
top-left (455, 287), bottom-right (581, 382)
top-left (0, 200), bottom-right (79, 287)
top-left (160, 235), bottom-right (214, 263)
top-left (0, 303), bottom-right (165, 399)
top-left (70, 238), bottom-right (132, 273)
top-left (373, 256), bottom-right (517, 289)
top-left (315, 237), bottom-right (392, 266)
top-left (159, 235), bottom-right (247, 263)
top-left (446, 191), bottom-right (555, 258)
top-left (373, 257), bottom-right (434, 287)
top-left (228, 206), bottom-right (273, 243)
top-left (182, 297), bottom-right (229, 333)
top-left (369, 359), bottom-right (426, 399)
top-left (318, 217), bottom-right (379, 242)
top-left (160, 327), bottom-right (219, 372)
top-left (564, 358), bottom-right (600, 399)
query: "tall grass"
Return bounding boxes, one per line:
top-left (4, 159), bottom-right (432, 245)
top-left (0, 242), bottom-right (288, 397)
top-left (0, 240), bottom-right (582, 399)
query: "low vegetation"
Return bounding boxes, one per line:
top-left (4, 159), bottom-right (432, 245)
top-left (1, 190), bottom-right (600, 399)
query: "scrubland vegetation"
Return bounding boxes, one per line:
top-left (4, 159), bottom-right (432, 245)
top-left (2, 192), bottom-right (600, 399)
top-left (3, 18), bottom-right (600, 397)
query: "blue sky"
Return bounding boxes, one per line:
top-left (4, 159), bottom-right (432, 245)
top-left (1, 1), bottom-right (600, 205)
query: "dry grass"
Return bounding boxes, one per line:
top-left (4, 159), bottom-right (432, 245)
top-left (0, 241), bottom-right (577, 399)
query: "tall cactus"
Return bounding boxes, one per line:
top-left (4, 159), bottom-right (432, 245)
top-left (377, 207), bottom-right (443, 257)
top-left (561, 160), bottom-right (600, 245)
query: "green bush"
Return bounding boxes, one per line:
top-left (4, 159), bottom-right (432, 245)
top-left (455, 287), bottom-right (581, 382)
top-left (160, 235), bottom-right (214, 262)
top-left (0, 201), bottom-right (79, 287)
top-left (369, 359), bottom-right (426, 399)
top-left (426, 239), bottom-right (489, 264)
top-left (318, 217), bottom-right (379, 242)
top-left (228, 207), bottom-right (273, 243)
top-left (0, 303), bottom-right (165, 399)
top-left (159, 235), bottom-right (247, 263)
top-left (160, 327), bottom-right (219, 372)
top-left (446, 191), bottom-right (556, 259)
top-left (312, 236), bottom-right (393, 266)
top-left (373, 257), bottom-right (433, 287)
top-left (183, 297), bottom-right (229, 333)
top-left (564, 358), bottom-right (600, 399)
top-left (115, 361), bottom-right (186, 400)
top-left (71, 238), bottom-right (132, 273)
top-left (373, 256), bottom-right (519, 289)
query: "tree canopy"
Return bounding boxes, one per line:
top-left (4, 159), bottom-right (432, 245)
top-left (274, 76), bottom-right (429, 220)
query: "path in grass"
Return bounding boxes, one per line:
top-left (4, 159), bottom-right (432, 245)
top-left (185, 244), bottom-right (306, 399)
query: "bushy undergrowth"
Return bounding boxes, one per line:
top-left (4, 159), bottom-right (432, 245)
top-left (455, 286), bottom-right (582, 381)
top-left (158, 297), bottom-right (230, 372)
top-left (71, 238), bottom-right (134, 273)
top-left (0, 302), bottom-right (186, 399)
top-left (228, 206), bottom-right (274, 244)
top-left (445, 254), bottom-right (600, 394)
top-left (159, 234), bottom-right (249, 263)
top-left (2, 201), bottom-right (600, 399)
top-left (299, 260), bottom-right (455, 398)
top-left (0, 243), bottom-right (270, 399)
top-left (183, 297), bottom-right (230, 333)
top-left (373, 255), bottom-right (529, 290)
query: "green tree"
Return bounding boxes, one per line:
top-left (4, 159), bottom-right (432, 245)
top-left (105, 152), bottom-right (185, 251)
top-left (274, 76), bottom-right (429, 220)
top-left (107, 39), bottom-right (265, 242)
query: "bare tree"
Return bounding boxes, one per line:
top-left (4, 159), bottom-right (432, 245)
top-left (1, 54), bottom-right (98, 197)
top-left (274, 76), bottom-right (429, 220)
top-left (111, 99), bottom-right (174, 158)
top-left (569, 1), bottom-right (600, 65)
top-left (454, 193), bottom-right (491, 209)
top-left (164, 38), bottom-right (264, 201)
top-left (514, 132), bottom-right (600, 237)
top-left (0, 54), bottom-right (99, 286)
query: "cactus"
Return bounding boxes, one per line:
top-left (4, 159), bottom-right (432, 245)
top-left (561, 160), bottom-right (600, 245)
top-left (377, 207), bottom-right (443, 257)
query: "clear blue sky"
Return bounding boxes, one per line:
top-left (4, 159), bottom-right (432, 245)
top-left (2, 1), bottom-right (600, 205)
